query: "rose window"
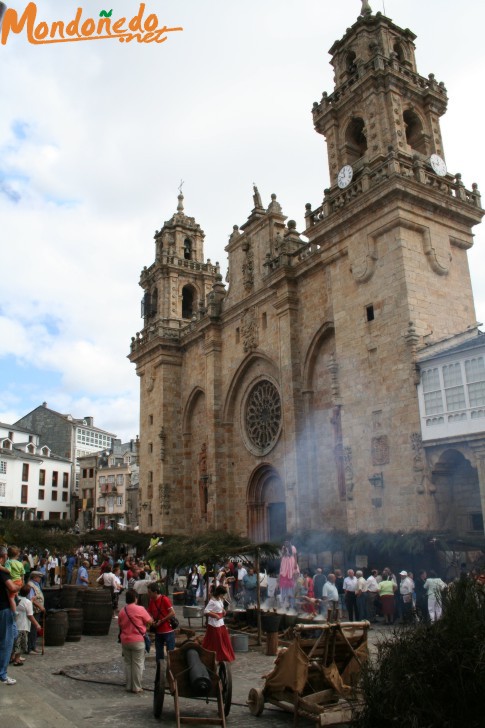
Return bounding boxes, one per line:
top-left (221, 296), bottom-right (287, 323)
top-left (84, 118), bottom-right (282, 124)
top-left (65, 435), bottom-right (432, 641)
top-left (245, 380), bottom-right (281, 453)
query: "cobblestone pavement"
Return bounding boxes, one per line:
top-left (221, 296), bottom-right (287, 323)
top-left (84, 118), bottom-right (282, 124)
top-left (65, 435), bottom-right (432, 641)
top-left (1, 603), bottom-right (387, 728)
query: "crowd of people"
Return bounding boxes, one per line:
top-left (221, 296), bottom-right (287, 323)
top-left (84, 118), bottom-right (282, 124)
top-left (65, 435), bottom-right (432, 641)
top-left (1, 538), bottom-right (484, 691)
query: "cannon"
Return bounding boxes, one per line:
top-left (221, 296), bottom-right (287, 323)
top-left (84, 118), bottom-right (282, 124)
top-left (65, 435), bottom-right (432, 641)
top-left (154, 640), bottom-right (232, 727)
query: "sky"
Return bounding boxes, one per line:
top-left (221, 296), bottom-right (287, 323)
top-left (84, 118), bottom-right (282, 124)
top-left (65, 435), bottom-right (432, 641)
top-left (1, 0), bottom-right (484, 443)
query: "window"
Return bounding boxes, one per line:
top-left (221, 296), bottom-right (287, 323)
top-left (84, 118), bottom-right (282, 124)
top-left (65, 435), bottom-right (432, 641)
top-left (148, 471), bottom-right (153, 483)
top-left (148, 442), bottom-right (153, 453)
top-left (149, 415), bottom-right (153, 425)
top-left (422, 355), bottom-right (485, 425)
top-left (99, 476), bottom-right (106, 485)
top-left (0, 482), bottom-right (6, 498)
top-left (52, 471), bottom-right (58, 487)
top-left (37, 511), bottom-right (44, 519)
top-left (38, 489), bottom-right (45, 500)
top-left (116, 496), bottom-right (123, 507)
top-left (0, 461), bottom-right (7, 475)
top-left (22, 463), bottom-right (29, 482)
top-left (62, 492), bottom-right (68, 502)
top-left (108, 475), bottom-right (115, 484)
top-left (116, 474), bottom-right (124, 486)
top-left (422, 367), bottom-right (444, 416)
top-left (42, 447), bottom-right (49, 456)
top-left (470, 513), bottom-right (484, 532)
top-left (89, 468), bottom-right (94, 478)
top-left (21, 485), bottom-right (28, 504)
top-left (63, 473), bottom-right (69, 488)
top-left (366, 305), bottom-right (375, 322)
top-left (465, 356), bottom-right (485, 408)
top-left (52, 491), bottom-right (58, 501)
top-left (345, 117), bottom-right (367, 164)
top-left (82, 468), bottom-right (88, 478)
top-left (182, 285), bottom-right (195, 319)
top-left (184, 237), bottom-right (193, 260)
top-left (403, 109), bottom-right (427, 155)
top-left (39, 469), bottom-right (46, 486)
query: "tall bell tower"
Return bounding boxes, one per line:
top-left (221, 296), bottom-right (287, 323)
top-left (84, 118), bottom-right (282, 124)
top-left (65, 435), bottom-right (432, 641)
top-left (304, 5), bottom-right (483, 532)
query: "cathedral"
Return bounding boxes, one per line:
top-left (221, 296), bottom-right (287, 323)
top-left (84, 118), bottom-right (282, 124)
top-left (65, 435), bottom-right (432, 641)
top-left (129, 5), bottom-right (485, 544)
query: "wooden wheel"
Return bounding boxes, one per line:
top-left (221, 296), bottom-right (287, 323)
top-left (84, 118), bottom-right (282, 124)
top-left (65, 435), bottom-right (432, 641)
top-left (247, 687), bottom-right (264, 716)
top-left (153, 661), bottom-right (166, 719)
top-left (218, 661), bottom-right (232, 716)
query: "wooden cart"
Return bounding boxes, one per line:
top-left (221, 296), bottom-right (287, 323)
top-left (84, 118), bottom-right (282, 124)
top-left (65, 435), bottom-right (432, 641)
top-left (153, 641), bottom-right (232, 728)
top-left (247, 621), bottom-right (369, 727)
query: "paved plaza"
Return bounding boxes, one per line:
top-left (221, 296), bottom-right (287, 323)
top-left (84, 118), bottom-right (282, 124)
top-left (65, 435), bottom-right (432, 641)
top-left (0, 602), bottom-right (387, 728)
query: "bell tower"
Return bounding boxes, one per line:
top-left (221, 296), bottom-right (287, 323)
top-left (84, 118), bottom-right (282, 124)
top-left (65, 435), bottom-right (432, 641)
top-left (313, 7), bottom-right (447, 184)
top-left (129, 192), bottom-right (221, 533)
top-left (304, 5), bottom-right (483, 533)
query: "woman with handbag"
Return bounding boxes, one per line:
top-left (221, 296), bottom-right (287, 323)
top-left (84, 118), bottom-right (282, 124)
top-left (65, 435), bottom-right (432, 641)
top-left (118, 589), bottom-right (152, 694)
top-left (147, 582), bottom-right (177, 663)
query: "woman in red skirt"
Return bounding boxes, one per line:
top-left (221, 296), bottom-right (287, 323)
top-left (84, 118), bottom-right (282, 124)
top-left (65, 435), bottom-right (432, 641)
top-left (202, 586), bottom-right (235, 662)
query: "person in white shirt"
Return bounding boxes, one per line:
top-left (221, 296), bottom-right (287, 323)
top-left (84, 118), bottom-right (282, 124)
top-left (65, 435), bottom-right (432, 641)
top-left (399, 570), bottom-right (415, 623)
top-left (321, 574), bottom-right (339, 619)
top-left (423, 571), bottom-right (446, 622)
top-left (366, 570), bottom-right (379, 622)
top-left (343, 569), bottom-right (358, 621)
top-left (355, 570), bottom-right (368, 620)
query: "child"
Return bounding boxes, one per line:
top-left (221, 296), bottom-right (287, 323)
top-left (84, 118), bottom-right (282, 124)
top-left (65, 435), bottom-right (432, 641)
top-left (12, 585), bottom-right (41, 664)
top-left (6, 546), bottom-right (25, 588)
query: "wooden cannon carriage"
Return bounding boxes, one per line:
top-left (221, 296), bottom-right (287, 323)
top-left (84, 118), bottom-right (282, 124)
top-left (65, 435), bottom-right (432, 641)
top-left (247, 621), bottom-right (369, 726)
top-left (153, 641), bottom-right (232, 728)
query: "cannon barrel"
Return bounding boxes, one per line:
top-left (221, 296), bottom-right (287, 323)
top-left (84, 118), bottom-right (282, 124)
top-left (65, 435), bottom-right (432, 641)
top-left (186, 648), bottom-right (212, 697)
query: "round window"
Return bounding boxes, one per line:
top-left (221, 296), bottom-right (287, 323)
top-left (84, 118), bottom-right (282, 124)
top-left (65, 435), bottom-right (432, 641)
top-left (244, 379), bottom-right (282, 455)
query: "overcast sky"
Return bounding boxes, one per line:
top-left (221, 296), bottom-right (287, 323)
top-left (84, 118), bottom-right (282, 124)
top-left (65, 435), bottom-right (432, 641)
top-left (1, 0), bottom-right (484, 443)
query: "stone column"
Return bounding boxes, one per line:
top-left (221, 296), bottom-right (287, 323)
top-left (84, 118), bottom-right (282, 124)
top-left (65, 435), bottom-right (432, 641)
top-left (469, 441), bottom-right (485, 535)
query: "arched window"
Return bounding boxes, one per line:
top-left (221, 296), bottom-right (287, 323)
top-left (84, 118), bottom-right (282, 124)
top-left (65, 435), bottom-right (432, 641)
top-left (182, 285), bottom-right (195, 319)
top-left (403, 109), bottom-right (427, 155)
top-left (346, 51), bottom-right (357, 75)
top-left (151, 288), bottom-right (158, 316)
top-left (184, 238), bottom-right (193, 261)
top-left (393, 42), bottom-right (405, 63)
top-left (345, 117), bottom-right (367, 164)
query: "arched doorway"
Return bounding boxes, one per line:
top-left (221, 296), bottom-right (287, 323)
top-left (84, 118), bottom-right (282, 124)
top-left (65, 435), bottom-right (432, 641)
top-left (247, 465), bottom-right (286, 542)
top-left (431, 449), bottom-right (483, 535)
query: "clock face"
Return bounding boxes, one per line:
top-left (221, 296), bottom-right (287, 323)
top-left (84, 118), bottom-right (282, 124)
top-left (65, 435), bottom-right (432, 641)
top-left (337, 164), bottom-right (353, 189)
top-left (429, 154), bottom-right (447, 177)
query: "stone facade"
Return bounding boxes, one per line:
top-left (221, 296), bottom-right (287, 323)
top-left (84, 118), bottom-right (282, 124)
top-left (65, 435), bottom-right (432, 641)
top-left (130, 9), bottom-right (484, 539)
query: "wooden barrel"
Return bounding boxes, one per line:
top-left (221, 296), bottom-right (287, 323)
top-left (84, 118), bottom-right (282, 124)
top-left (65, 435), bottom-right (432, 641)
top-left (45, 610), bottom-right (68, 646)
top-left (60, 585), bottom-right (83, 609)
top-left (42, 587), bottom-right (62, 611)
top-left (81, 588), bottom-right (113, 635)
top-left (65, 608), bottom-right (83, 642)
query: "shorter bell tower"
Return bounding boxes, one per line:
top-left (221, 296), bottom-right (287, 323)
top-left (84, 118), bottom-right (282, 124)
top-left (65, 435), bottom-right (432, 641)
top-left (140, 192), bottom-right (219, 331)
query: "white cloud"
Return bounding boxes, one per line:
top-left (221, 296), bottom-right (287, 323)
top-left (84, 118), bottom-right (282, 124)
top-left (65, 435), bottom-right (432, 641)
top-left (1, 0), bottom-right (484, 442)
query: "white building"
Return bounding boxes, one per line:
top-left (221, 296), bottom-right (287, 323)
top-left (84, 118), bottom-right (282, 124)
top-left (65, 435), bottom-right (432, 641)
top-left (0, 422), bottom-right (72, 521)
top-left (416, 329), bottom-right (485, 536)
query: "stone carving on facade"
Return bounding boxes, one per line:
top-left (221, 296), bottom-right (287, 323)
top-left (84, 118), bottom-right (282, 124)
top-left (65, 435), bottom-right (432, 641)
top-left (241, 307), bottom-right (259, 352)
top-left (372, 435), bottom-right (390, 465)
top-left (145, 364), bottom-right (155, 393)
top-left (326, 353), bottom-right (340, 400)
top-left (410, 431), bottom-right (433, 494)
top-left (198, 442), bottom-right (209, 517)
top-left (343, 445), bottom-right (355, 500)
top-left (159, 427), bottom-right (166, 461)
top-left (332, 406), bottom-right (346, 501)
top-left (159, 482), bottom-right (171, 515)
top-left (242, 240), bottom-right (254, 291)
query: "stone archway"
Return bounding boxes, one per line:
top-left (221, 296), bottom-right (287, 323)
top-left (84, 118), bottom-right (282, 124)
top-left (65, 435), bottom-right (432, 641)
top-left (431, 449), bottom-right (482, 535)
top-left (247, 465), bottom-right (286, 543)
